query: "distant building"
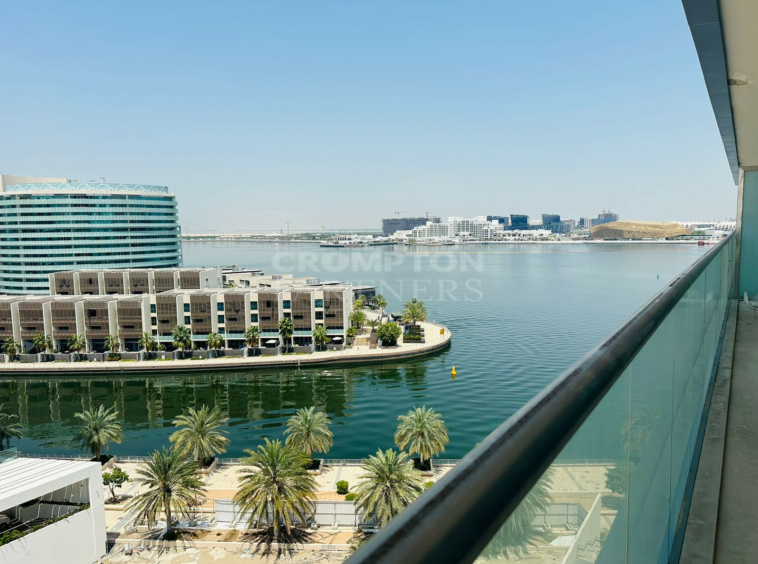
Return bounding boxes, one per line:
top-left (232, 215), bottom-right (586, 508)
top-left (486, 215), bottom-right (510, 227)
top-left (510, 215), bottom-right (530, 230)
top-left (0, 174), bottom-right (182, 295)
top-left (591, 221), bottom-right (689, 240)
top-left (561, 219), bottom-right (577, 230)
top-left (541, 214), bottom-right (567, 233)
top-left (579, 217), bottom-right (594, 229)
top-left (382, 216), bottom-right (440, 236)
top-left (594, 211), bottom-right (619, 226)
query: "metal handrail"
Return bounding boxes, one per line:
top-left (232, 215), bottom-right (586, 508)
top-left (346, 233), bottom-right (734, 564)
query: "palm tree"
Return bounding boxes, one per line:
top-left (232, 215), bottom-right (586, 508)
top-left (353, 297), bottom-right (365, 311)
top-left (370, 296), bottom-right (379, 310)
top-left (278, 316), bottom-right (294, 353)
top-left (375, 294), bottom-right (387, 318)
top-left (104, 334), bottom-right (120, 355)
top-left (312, 325), bottom-right (329, 351)
top-left (126, 447), bottom-right (206, 536)
top-left (284, 407), bottom-right (333, 458)
top-left (67, 335), bottom-right (86, 357)
top-left (71, 405), bottom-right (123, 460)
top-left (354, 449), bottom-right (423, 527)
top-left (169, 405), bottom-right (230, 468)
top-left (402, 298), bottom-right (427, 327)
top-left (234, 439), bottom-right (317, 540)
top-left (394, 406), bottom-right (449, 467)
top-left (0, 404), bottom-right (23, 450)
top-left (32, 333), bottom-right (52, 354)
top-left (1, 337), bottom-right (19, 358)
top-left (206, 332), bottom-right (223, 356)
top-left (350, 309), bottom-right (366, 330)
top-left (172, 325), bottom-right (192, 353)
top-left (366, 319), bottom-right (380, 333)
top-left (244, 325), bottom-right (260, 353)
top-left (481, 469), bottom-right (554, 559)
top-left (138, 332), bottom-right (157, 354)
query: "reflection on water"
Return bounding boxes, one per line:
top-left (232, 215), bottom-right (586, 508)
top-left (0, 361), bottom-right (431, 458)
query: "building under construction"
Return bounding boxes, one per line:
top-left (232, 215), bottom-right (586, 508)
top-left (590, 220), bottom-right (691, 240)
top-left (382, 216), bottom-right (440, 236)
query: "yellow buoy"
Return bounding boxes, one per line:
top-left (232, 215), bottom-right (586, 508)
top-left (451, 366), bottom-right (457, 380)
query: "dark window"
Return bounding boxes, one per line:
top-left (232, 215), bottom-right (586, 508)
top-left (193, 318), bottom-right (203, 324)
top-left (184, 316), bottom-right (190, 324)
top-left (184, 304), bottom-right (190, 312)
top-left (251, 302), bottom-right (258, 311)
top-left (315, 299), bottom-right (323, 308)
top-left (251, 314), bottom-right (258, 322)
top-left (151, 317), bottom-right (157, 325)
top-left (284, 312), bottom-right (291, 319)
top-left (150, 304), bottom-right (156, 313)
top-left (152, 329), bottom-right (158, 336)
top-left (219, 327), bottom-right (225, 334)
top-left (88, 309), bottom-right (96, 317)
top-left (124, 325), bottom-right (135, 329)
top-left (218, 315), bottom-right (224, 323)
top-left (265, 300), bottom-right (273, 308)
top-left (315, 311), bottom-right (324, 320)
top-left (294, 315), bottom-right (304, 320)
top-left (217, 303), bottom-right (224, 311)
top-left (283, 300), bottom-right (291, 309)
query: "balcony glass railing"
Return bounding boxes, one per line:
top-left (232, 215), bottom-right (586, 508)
top-left (347, 233), bottom-right (735, 564)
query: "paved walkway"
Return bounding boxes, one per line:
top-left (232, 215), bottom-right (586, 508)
top-left (0, 319), bottom-right (451, 375)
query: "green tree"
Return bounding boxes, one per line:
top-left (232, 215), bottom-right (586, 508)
top-left (278, 315), bottom-right (294, 353)
top-left (244, 325), bottom-right (261, 351)
top-left (375, 295), bottom-right (387, 317)
top-left (172, 325), bottom-right (192, 352)
top-left (103, 467), bottom-right (130, 503)
top-left (370, 296), bottom-right (379, 310)
top-left (366, 319), bottom-right (380, 333)
top-left (353, 297), bottom-right (365, 311)
top-left (605, 462), bottom-right (629, 495)
top-left (394, 406), bottom-right (449, 467)
top-left (169, 405), bottom-right (230, 468)
top-left (67, 335), bottom-right (86, 357)
top-left (313, 325), bottom-right (329, 351)
top-left (32, 333), bottom-right (53, 354)
top-left (234, 439), bottom-right (317, 540)
top-left (481, 469), bottom-right (554, 559)
top-left (377, 322), bottom-right (402, 346)
top-left (71, 405), bottom-right (123, 460)
top-left (0, 403), bottom-right (23, 450)
top-left (1, 337), bottom-right (19, 357)
top-left (350, 309), bottom-right (366, 329)
top-left (104, 334), bottom-right (120, 355)
top-left (138, 332), bottom-right (157, 353)
top-left (402, 298), bottom-right (427, 327)
top-left (354, 449), bottom-right (423, 527)
top-left (126, 447), bottom-right (206, 536)
top-left (284, 407), bottom-right (333, 458)
top-left (206, 332), bottom-right (224, 354)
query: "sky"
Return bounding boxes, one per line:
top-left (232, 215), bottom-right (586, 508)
top-left (0, 0), bottom-right (737, 233)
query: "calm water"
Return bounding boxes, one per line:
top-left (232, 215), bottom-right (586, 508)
top-left (0, 242), bottom-right (707, 459)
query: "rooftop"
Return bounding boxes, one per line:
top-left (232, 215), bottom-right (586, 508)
top-left (0, 457), bottom-right (98, 511)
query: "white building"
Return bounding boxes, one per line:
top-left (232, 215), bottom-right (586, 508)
top-left (0, 456), bottom-right (106, 564)
top-left (410, 216), bottom-right (505, 241)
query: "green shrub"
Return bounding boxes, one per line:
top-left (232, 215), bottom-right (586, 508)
top-left (336, 480), bottom-right (349, 495)
top-left (424, 481), bottom-right (435, 490)
top-left (0, 504), bottom-right (90, 547)
top-left (344, 493), bottom-right (357, 501)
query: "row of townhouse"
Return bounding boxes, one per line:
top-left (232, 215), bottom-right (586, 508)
top-left (48, 268), bottom-right (222, 296)
top-left (0, 285), bottom-right (352, 354)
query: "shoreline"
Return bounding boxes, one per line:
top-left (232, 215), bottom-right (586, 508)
top-left (0, 321), bottom-right (451, 377)
top-left (182, 238), bottom-right (721, 246)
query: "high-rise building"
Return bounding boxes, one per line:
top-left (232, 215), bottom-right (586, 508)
top-left (382, 216), bottom-right (440, 236)
top-left (0, 174), bottom-right (182, 294)
top-left (486, 215), bottom-right (510, 227)
top-left (509, 214), bottom-right (530, 230)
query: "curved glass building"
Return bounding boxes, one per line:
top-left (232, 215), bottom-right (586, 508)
top-left (0, 174), bottom-right (182, 294)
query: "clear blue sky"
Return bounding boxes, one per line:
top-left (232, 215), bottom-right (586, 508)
top-left (0, 0), bottom-right (736, 232)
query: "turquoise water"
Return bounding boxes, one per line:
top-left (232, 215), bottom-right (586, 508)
top-left (0, 242), bottom-right (708, 459)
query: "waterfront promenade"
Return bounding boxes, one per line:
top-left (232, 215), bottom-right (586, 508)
top-left (0, 320), bottom-right (450, 376)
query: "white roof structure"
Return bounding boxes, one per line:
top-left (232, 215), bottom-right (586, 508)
top-left (0, 457), bottom-right (100, 511)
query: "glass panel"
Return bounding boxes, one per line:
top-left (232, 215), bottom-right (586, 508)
top-left (476, 237), bottom-right (734, 564)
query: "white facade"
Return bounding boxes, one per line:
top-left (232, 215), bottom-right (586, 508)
top-left (0, 457), bottom-right (106, 564)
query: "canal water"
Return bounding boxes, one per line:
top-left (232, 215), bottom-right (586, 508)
top-left (0, 243), bottom-right (708, 459)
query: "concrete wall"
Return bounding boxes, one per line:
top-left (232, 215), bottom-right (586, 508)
top-left (560, 494), bottom-right (602, 564)
top-left (0, 508), bottom-right (103, 564)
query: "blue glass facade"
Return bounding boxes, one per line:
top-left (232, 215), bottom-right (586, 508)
top-left (0, 183), bottom-right (181, 294)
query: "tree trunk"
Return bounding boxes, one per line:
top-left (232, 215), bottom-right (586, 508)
top-left (166, 502), bottom-right (172, 535)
